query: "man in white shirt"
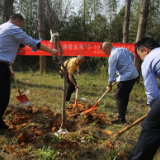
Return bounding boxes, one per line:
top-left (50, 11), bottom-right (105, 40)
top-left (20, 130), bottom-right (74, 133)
top-left (101, 42), bottom-right (139, 124)
top-left (0, 13), bottom-right (58, 134)
top-left (128, 36), bottom-right (160, 160)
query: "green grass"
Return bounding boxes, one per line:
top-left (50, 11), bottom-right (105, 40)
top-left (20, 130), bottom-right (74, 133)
top-left (1, 71), bottom-right (160, 160)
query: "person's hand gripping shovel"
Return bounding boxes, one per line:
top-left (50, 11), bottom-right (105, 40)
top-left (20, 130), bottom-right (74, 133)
top-left (71, 74), bottom-right (81, 107)
top-left (80, 82), bottom-right (115, 116)
top-left (10, 66), bottom-right (30, 106)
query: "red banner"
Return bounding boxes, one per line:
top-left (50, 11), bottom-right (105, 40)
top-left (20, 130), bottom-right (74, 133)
top-left (17, 41), bottom-right (139, 58)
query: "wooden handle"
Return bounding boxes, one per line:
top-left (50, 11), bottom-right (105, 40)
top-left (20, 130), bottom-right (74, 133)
top-left (112, 114), bottom-right (147, 138)
top-left (98, 82), bottom-right (116, 103)
top-left (75, 74), bottom-right (79, 100)
top-left (9, 66), bottom-right (21, 95)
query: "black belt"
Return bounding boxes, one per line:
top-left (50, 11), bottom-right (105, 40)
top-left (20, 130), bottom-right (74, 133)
top-left (0, 61), bottom-right (10, 67)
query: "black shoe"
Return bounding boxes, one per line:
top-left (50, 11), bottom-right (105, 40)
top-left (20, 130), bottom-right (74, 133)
top-left (111, 118), bottom-right (126, 124)
top-left (0, 121), bottom-right (9, 129)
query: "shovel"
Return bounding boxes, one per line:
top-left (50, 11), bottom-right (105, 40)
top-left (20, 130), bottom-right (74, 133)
top-left (112, 113), bottom-right (147, 138)
top-left (71, 74), bottom-right (81, 107)
top-left (13, 76), bottom-right (30, 106)
top-left (80, 82), bottom-right (115, 116)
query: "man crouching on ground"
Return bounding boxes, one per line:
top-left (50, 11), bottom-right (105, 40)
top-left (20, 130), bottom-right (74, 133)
top-left (60, 55), bottom-right (84, 103)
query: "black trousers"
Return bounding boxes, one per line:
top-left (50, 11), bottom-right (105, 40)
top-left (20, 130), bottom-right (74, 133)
top-left (66, 74), bottom-right (76, 101)
top-left (115, 77), bottom-right (138, 120)
top-left (60, 73), bottom-right (76, 101)
top-left (0, 62), bottom-right (11, 124)
top-left (128, 97), bottom-right (160, 160)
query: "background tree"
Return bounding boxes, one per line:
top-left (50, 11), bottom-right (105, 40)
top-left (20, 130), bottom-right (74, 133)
top-left (14, 0), bottom-right (38, 39)
top-left (2, 0), bottom-right (14, 23)
top-left (110, 6), bottom-right (125, 42)
top-left (37, 0), bottom-right (46, 73)
top-left (145, 0), bottom-right (160, 41)
top-left (45, 0), bottom-right (74, 133)
top-left (135, 0), bottom-right (150, 75)
top-left (123, 0), bottom-right (132, 43)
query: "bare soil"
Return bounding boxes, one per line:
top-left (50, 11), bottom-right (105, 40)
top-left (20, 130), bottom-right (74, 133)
top-left (2, 103), bottom-right (130, 159)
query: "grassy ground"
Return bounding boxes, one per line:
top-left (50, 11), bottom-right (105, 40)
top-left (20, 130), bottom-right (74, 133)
top-left (0, 70), bottom-right (160, 160)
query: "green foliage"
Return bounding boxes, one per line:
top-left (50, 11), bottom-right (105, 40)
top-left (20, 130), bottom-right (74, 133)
top-left (146, 0), bottom-right (160, 42)
top-left (129, 0), bottom-right (141, 43)
top-left (110, 6), bottom-right (125, 43)
top-left (5, 114), bottom-right (13, 121)
top-left (52, 135), bottom-right (64, 144)
top-left (36, 146), bottom-right (58, 160)
top-left (59, 16), bottom-right (84, 41)
top-left (99, 65), bottom-right (107, 77)
top-left (90, 121), bottom-right (96, 126)
top-left (28, 146), bottom-right (32, 152)
top-left (14, 0), bottom-right (38, 39)
top-left (69, 132), bottom-right (79, 141)
top-left (86, 135), bottom-right (95, 143)
top-left (68, 149), bottom-right (76, 159)
top-left (1, 71), bottom-right (158, 159)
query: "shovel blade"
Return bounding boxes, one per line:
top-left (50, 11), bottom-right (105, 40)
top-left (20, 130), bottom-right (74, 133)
top-left (16, 94), bottom-right (30, 106)
top-left (71, 103), bottom-right (82, 107)
top-left (80, 106), bottom-right (98, 115)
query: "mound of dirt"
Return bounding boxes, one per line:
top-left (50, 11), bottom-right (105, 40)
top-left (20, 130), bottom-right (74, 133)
top-left (56, 139), bottom-right (78, 150)
top-left (4, 103), bottom-right (111, 144)
top-left (66, 103), bottom-right (111, 125)
top-left (3, 103), bottom-right (112, 159)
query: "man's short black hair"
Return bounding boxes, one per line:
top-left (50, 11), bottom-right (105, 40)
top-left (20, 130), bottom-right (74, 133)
top-left (10, 13), bottom-right (24, 21)
top-left (135, 36), bottom-right (160, 56)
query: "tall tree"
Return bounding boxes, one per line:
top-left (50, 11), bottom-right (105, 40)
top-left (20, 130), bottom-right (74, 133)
top-left (110, 6), bottom-right (125, 42)
top-left (135, 0), bottom-right (150, 75)
top-left (136, 0), bottom-right (150, 41)
top-left (104, 0), bottom-right (118, 41)
top-left (2, 0), bottom-right (14, 23)
top-left (37, 0), bottom-right (46, 73)
top-left (128, 0), bottom-right (141, 43)
top-left (14, 0), bottom-right (38, 39)
top-left (123, 0), bottom-right (132, 43)
top-left (145, 0), bottom-right (160, 41)
top-left (45, 0), bottom-right (73, 134)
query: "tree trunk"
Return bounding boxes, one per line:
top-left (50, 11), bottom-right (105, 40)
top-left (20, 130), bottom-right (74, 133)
top-left (123, 0), bottom-right (131, 43)
top-left (61, 73), bottom-right (67, 129)
top-left (2, 0), bottom-right (14, 23)
top-left (37, 0), bottom-right (46, 73)
top-left (135, 0), bottom-right (150, 75)
top-left (45, 0), bottom-right (68, 132)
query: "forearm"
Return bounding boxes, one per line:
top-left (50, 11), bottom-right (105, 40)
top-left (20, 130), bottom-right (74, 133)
top-left (9, 65), bottom-right (15, 77)
top-left (9, 65), bottom-right (12, 72)
top-left (39, 44), bottom-right (57, 55)
top-left (68, 74), bottom-right (76, 86)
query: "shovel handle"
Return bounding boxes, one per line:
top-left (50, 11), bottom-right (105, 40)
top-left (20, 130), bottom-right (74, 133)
top-left (9, 66), bottom-right (21, 95)
top-left (75, 98), bottom-right (77, 104)
top-left (97, 82), bottom-right (116, 103)
top-left (81, 82), bottom-right (116, 115)
top-left (13, 76), bottom-right (22, 95)
top-left (113, 114), bottom-right (147, 138)
top-left (75, 74), bottom-right (79, 102)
